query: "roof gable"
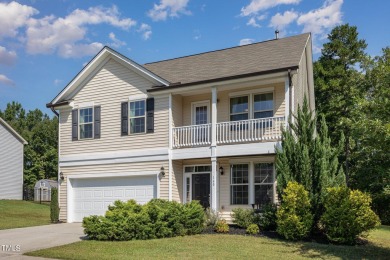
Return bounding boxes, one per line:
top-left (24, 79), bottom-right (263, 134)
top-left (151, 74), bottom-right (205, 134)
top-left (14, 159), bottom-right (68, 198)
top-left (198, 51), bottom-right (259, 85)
top-left (0, 118), bottom-right (28, 145)
top-left (48, 47), bottom-right (170, 107)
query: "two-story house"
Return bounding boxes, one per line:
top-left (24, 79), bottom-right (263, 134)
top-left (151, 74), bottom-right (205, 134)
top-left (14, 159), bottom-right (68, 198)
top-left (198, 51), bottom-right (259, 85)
top-left (47, 33), bottom-right (315, 223)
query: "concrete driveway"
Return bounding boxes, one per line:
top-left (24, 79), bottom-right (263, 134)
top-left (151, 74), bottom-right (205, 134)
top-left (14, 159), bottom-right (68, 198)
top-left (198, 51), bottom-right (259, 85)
top-left (0, 223), bottom-right (85, 259)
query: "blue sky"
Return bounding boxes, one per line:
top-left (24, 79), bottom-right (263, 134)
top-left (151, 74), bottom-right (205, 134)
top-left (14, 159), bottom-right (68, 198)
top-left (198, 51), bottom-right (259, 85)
top-left (0, 0), bottom-right (389, 114)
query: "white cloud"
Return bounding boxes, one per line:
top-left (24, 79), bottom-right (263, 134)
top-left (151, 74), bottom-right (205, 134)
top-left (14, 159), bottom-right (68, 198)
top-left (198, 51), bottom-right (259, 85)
top-left (25, 5), bottom-right (136, 58)
top-left (241, 0), bottom-right (301, 16)
top-left (138, 23), bottom-right (152, 40)
top-left (297, 0), bottom-right (343, 37)
top-left (247, 14), bottom-right (267, 28)
top-left (0, 46), bottom-right (17, 66)
top-left (148, 0), bottom-right (191, 21)
top-left (269, 10), bottom-right (298, 31)
top-left (0, 74), bottom-right (15, 86)
top-left (297, 0), bottom-right (343, 53)
top-left (109, 32), bottom-right (126, 48)
top-left (239, 38), bottom-right (255, 46)
top-left (0, 1), bottom-right (38, 39)
top-left (54, 79), bottom-right (62, 85)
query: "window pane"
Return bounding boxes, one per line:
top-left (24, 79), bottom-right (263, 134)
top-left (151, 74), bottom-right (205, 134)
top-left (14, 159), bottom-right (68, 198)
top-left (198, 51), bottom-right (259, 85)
top-left (231, 164), bottom-right (249, 184)
top-left (79, 108), bottom-right (93, 123)
top-left (230, 96), bottom-right (248, 114)
top-left (254, 93), bottom-right (273, 112)
top-left (184, 166), bottom-right (194, 173)
top-left (254, 163), bottom-right (273, 183)
top-left (254, 111), bottom-right (273, 119)
top-left (231, 185), bottom-right (249, 205)
top-left (130, 117), bottom-right (145, 133)
top-left (80, 123), bottom-right (93, 139)
top-left (130, 100), bottom-right (145, 117)
top-left (230, 113), bottom-right (249, 121)
top-left (254, 184), bottom-right (273, 206)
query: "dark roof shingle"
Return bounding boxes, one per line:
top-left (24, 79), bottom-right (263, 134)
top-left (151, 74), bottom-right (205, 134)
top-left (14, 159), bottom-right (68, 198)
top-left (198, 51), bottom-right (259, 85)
top-left (144, 33), bottom-right (310, 86)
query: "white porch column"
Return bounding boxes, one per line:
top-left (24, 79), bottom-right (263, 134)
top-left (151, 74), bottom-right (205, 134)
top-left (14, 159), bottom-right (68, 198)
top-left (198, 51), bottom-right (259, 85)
top-left (168, 93), bottom-right (173, 201)
top-left (211, 87), bottom-right (218, 211)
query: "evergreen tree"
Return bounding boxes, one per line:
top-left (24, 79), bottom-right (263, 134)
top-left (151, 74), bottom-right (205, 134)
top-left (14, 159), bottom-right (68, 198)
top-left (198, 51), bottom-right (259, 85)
top-left (276, 97), bottom-right (345, 224)
top-left (314, 24), bottom-right (368, 184)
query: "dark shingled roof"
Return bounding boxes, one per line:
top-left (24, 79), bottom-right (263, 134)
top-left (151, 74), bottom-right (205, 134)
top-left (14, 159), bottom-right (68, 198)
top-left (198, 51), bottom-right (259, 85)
top-left (144, 33), bottom-right (310, 86)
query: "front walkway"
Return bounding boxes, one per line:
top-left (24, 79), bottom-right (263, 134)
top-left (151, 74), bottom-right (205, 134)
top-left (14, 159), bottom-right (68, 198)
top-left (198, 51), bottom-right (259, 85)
top-left (0, 223), bottom-right (84, 259)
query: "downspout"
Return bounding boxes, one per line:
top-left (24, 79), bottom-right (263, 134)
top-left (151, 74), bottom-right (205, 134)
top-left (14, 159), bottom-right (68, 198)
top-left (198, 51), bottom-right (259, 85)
top-left (288, 69), bottom-right (293, 121)
top-left (50, 106), bottom-right (59, 117)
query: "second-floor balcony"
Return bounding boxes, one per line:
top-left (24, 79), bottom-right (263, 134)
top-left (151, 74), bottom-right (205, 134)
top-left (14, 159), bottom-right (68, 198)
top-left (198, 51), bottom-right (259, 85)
top-left (172, 116), bottom-right (285, 148)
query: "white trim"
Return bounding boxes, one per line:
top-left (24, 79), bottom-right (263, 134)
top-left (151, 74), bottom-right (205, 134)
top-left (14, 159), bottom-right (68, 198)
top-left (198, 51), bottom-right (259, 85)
top-left (129, 94), bottom-right (148, 101)
top-left (171, 146), bottom-right (211, 160)
top-left (168, 93), bottom-right (173, 201)
top-left (129, 99), bottom-right (146, 134)
top-left (218, 142), bottom-right (277, 157)
top-left (211, 158), bottom-right (218, 211)
top-left (78, 107), bottom-right (94, 140)
top-left (228, 87), bottom-right (274, 97)
top-left (191, 100), bottom-right (211, 125)
top-left (51, 47), bottom-right (169, 105)
top-left (66, 171), bottom-right (158, 179)
top-left (0, 118), bottom-right (28, 145)
top-left (76, 102), bottom-right (94, 109)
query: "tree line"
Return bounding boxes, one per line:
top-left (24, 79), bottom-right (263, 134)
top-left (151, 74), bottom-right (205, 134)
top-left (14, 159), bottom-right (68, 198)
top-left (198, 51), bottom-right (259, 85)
top-left (0, 102), bottom-right (58, 188)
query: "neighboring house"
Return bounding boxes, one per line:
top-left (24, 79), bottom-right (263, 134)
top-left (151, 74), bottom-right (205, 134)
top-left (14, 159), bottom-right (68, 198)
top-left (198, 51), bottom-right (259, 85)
top-left (34, 179), bottom-right (58, 202)
top-left (47, 33), bottom-right (315, 223)
top-left (0, 118), bottom-right (28, 200)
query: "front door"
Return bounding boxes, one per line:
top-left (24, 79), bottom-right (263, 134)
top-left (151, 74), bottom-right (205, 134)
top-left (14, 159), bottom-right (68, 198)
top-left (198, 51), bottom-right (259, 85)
top-left (192, 173), bottom-right (210, 208)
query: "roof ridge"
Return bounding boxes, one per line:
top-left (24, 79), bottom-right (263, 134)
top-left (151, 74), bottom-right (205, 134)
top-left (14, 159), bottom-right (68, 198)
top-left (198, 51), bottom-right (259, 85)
top-left (144, 33), bottom-right (310, 65)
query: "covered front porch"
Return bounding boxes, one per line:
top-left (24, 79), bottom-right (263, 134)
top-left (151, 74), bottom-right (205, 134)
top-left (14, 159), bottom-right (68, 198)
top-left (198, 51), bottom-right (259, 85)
top-left (171, 156), bottom-right (277, 221)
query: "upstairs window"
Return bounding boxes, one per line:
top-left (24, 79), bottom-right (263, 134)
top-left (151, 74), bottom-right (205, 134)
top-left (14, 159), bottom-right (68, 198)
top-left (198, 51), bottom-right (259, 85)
top-left (230, 96), bottom-right (249, 121)
top-left (253, 93), bottom-right (273, 119)
top-left (79, 108), bottom-right (93, 139)
top-left (129, 100), bottom-right (146, 134)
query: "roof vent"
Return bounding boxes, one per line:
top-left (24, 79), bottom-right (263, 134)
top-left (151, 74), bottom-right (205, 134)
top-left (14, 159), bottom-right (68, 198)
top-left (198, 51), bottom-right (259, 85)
top-left (275, 30), bottom-right (279, 39)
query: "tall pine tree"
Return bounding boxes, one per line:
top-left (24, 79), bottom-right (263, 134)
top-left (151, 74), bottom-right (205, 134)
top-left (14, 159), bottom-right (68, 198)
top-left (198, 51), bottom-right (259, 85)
top-left (276, 97), bottom-right (345, 224)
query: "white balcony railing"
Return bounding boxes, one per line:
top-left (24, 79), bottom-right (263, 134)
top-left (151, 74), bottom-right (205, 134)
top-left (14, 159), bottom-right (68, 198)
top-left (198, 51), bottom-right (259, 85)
top-left (172, 116), bottom-right (285, 148)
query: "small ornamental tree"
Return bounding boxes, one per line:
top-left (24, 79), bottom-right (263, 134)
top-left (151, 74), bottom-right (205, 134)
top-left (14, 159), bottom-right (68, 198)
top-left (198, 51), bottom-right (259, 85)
top-left (276, 97), bottom-right (345, 226)
top-left (276, 182), bottom-right (313, 240)
top-left (50, 188), bottom-right (59, 223)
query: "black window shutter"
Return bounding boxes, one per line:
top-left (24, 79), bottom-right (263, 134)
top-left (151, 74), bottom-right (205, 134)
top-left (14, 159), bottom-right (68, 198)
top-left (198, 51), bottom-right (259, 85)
top-left (72, 109), bottom-right (78, 141)
top-left (121, 102), bottom-right (128, 136)
top-left (146, 98), bottom-right (154, 133)
top-left (94, 106), bottom-right (101, 139)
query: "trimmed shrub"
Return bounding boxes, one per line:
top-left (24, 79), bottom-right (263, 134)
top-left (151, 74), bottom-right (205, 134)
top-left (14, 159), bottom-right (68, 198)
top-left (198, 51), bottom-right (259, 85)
top-left (83, 199), bottom-right (205, 241)
top-left (50, 188), bottom-right (59, 223)
top-left (231, 208), bottom-right (254, 228)
top-left (321, 187), bottom-right (381, 244)
top-left (276, 182), bottom-right (313, 240)
top-left (204, 207), bottom-right (219, 227)
top-left (372, 189), bottom-right (390, 225)
top-left (214, 219), bottom-right (229, 233)
top-left (253, 203), bottom-right (278, 231)
top-left (246, 224), bottom-right (259, 235)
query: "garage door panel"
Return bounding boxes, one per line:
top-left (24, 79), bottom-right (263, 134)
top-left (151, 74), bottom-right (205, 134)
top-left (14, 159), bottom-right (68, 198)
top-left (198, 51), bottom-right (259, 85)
top-left (71, 176), bottom-right (157, 222)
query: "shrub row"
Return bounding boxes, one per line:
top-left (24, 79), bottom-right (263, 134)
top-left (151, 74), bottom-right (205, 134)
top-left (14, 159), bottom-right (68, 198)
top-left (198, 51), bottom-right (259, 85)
top-left (83, 199), bottom-right (205, 241)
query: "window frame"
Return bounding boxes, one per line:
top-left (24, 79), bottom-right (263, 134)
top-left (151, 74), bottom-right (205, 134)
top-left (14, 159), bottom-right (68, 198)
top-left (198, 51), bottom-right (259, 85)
top-left (253, 163), bottom-right (275, 206)
top-left (229, 161), bottom-right (275, 206)
top-left (129, 99), bottom-right (146, 134)
top-left (229, 91), bottom-right (274, 122)
top-left (78, 107), bottom-right (94, 140)
top-left (230, 164), bottom-right (250, 205)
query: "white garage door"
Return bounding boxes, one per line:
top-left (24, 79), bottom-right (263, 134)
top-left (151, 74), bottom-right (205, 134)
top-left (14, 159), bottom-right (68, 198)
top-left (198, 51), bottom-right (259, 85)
top-left (71, 176), bottom-right (156, 222)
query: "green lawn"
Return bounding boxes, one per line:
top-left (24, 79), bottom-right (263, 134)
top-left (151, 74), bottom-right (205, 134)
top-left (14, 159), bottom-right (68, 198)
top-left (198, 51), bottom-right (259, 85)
top-left (27, 226), bottom-right (390, 260)
top-left (0, 200), bottom-right (50, 230)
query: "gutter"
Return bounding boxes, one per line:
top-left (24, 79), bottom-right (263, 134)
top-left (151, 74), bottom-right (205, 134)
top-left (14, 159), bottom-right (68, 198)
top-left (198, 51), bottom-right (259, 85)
top-left (46, 100), bottom-right (70, 117)
top-left (147, 66), bottom-right (299, 93)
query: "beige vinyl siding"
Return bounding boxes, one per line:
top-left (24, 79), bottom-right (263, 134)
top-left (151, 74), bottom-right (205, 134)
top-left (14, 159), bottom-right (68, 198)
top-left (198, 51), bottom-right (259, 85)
top-left (171, 94), bottom-right (182, 128)
top-left (59, 179), bottom-right (67, 220)
top-left (218, 156), bottom-right (275, 223)
top-left (59, 58), bottom-right (169, 156)
top-left (293, 48), bottom-right (310, 113)
top-left (172, 160), bottom-right (183, 202)
top-left (58, 160), bottom-right (168, 221)
top-left (182, 93), bottom-right (211, 126)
